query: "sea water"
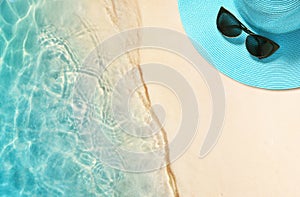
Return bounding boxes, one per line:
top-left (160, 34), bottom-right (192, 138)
top-left (0, 0), bottom-right (176, 196)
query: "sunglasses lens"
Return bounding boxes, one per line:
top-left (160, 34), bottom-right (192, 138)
top-left (246, 35), bottom-right (279, 58)
top-left (217, 10), bottom-right (242, 37)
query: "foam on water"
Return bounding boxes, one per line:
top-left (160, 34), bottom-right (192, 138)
top-left (0, 0), bottom-right (176, 196)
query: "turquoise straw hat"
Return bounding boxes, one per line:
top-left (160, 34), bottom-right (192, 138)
top-left (178, 0), bottom-right (300, 89)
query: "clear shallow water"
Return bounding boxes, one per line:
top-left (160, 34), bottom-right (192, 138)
top-left (0, 0), bottom-right (175, 196)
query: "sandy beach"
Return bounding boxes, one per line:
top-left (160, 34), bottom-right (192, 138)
top-left (138, 0), bottom-right (300, 196)
top-left (2, 0), bottom-right (300, 196)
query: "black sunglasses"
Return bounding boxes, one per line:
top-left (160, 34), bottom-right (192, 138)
top-left (216, 7), bottom-right (280, 59)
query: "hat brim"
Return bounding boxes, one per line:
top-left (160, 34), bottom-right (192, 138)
top-left (178, 0), bottom-right (300, 90)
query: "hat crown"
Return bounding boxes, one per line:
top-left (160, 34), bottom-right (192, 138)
top-left (235, 0), bottom-right (300, 34)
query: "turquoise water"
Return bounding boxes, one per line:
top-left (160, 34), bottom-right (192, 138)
top-left (0, 0), bottom-right (174, 196)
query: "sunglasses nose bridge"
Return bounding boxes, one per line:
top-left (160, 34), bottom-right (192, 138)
top-left (240, 24), bottom-right (254, 35)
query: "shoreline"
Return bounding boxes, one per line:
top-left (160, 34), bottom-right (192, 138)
top-left (136, 59), bottom-right (180, 197)
top-left (104, 0), bottom-right (180, 196)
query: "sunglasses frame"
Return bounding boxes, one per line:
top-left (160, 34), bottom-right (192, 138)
top-left (217, 6), bottom-right (280, 59)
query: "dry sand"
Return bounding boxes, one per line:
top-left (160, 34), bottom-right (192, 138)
top-left (138, 0), bottom-right (300, 196)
